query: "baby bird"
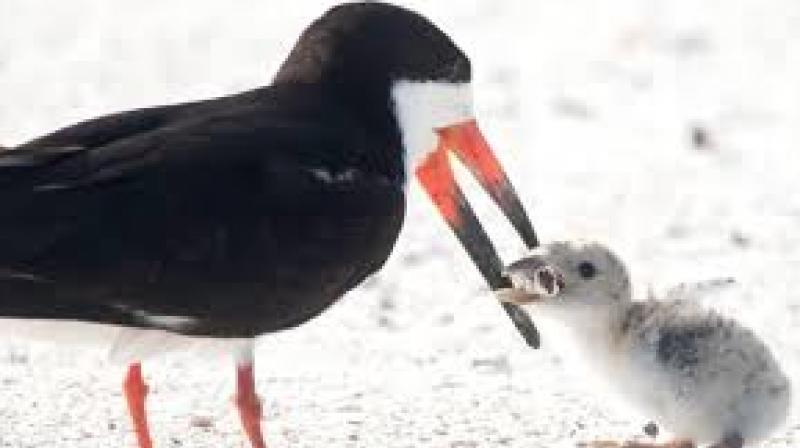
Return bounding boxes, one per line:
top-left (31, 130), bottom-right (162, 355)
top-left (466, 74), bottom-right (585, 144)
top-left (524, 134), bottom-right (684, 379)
top-left (499, 240), bottom-right (791, 448)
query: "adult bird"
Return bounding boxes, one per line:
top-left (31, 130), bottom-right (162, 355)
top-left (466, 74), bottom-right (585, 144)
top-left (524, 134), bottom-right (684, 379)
top-left (0, 2), bottom-right (538, 447)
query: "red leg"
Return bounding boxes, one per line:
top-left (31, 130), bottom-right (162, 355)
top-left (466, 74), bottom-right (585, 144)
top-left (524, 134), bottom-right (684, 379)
top-left (708, 434), bottom-right (744, 448)
top-left (124, 362), bottom-right (153, 448)
top-left (624, 441), bottom-right (695, 448)
top-left (579, 440), bottom-right (695, 448)
top-left (235, 363), bottom-right (267, 448)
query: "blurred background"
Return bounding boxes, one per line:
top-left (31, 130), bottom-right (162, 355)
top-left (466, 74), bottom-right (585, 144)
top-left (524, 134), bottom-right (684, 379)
top-left (0, 0), bottom-right (799, 446)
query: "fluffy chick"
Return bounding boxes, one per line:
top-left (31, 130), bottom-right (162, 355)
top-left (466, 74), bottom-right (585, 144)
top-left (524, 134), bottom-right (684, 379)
top-left (500, 240), bottom-right (791, 448)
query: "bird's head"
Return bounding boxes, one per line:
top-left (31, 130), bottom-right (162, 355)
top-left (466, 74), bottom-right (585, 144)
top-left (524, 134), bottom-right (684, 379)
top-left (275, 3), bottom-right (539, 345)
top-left (274, 3), bottom-right (536, 255)
top-left (500, 241), bottom-right (633, 313)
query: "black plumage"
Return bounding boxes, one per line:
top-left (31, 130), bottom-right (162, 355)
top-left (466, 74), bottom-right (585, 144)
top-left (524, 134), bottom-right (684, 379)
top-left (1, 4), bottom-right (542, 447)
top-left (1, 81), bottom-right (411, 337)
top-left (0, 2), bottom-right (474, 338)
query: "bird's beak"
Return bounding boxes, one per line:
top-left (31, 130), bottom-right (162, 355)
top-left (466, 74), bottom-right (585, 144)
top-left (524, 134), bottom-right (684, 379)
top-left (499, 256), bottom-right (565, 305)
top-left (415, 119), bottom-right (541, 348)
top-left (417, 119), bottom-right (538, 250)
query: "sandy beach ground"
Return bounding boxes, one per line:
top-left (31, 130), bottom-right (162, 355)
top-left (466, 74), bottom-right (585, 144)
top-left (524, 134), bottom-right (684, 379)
top-left (1, 0), bottom-right (799, 446)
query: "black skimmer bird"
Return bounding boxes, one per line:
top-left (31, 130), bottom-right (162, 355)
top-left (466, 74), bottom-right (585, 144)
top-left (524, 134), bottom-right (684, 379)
top-left (500, 241), bottom-right (791, 448)
top-left (0, 2), bottom-right (539, 447)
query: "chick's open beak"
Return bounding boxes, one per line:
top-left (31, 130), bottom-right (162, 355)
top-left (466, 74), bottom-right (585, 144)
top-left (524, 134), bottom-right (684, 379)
top-left (499, 257), bottom-right (566, 305)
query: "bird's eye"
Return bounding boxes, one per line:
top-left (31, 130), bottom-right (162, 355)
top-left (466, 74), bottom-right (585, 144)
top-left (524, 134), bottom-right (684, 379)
top-left (578, 261), bottom-right (596, 279)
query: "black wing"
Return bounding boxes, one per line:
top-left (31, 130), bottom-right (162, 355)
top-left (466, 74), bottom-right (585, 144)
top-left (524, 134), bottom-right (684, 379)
top-left (0, 87), bottom-right (405, 336)
top-left (0, 102), bottom-right (184, 264)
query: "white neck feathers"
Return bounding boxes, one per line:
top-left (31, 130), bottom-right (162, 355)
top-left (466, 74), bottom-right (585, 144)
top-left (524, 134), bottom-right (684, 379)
top-left (390, 80), bottom-right (474, 180)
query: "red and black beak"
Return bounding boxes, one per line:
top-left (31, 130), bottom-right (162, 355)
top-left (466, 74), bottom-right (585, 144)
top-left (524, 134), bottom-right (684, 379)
top-left (415, 119), bottom-right (541, 348)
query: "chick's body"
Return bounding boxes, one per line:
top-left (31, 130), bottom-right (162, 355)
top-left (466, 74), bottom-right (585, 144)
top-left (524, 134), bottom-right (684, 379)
top-left (605, 299), bottom-right (789, 444)
top-left (503, 241), bottom-right (791, 447)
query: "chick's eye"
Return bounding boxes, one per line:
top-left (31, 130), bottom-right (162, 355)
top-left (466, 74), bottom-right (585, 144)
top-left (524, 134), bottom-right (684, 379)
top-left (578, 261), bottom-right (596, 279)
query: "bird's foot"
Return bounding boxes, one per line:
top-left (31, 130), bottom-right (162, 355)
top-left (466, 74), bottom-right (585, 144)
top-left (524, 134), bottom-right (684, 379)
top-left (578, 439), bottom-right (695, 448)
top-left (577, 441), bottom-right (623, 448)
top-left (235, 363), bottom-right (267, 448)
top-left (708, 433), bottom-right (744, 448)
top-left (124, 362), bottom-right (153, 448)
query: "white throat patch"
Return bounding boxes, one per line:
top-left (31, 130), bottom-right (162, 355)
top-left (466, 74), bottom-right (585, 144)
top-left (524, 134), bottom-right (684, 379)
top-left (390, 80), bottom-right (474, 180)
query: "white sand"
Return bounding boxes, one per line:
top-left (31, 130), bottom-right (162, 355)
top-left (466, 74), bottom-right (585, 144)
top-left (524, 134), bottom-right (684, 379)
top-left (0, 0), bottom-right (798, 446)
